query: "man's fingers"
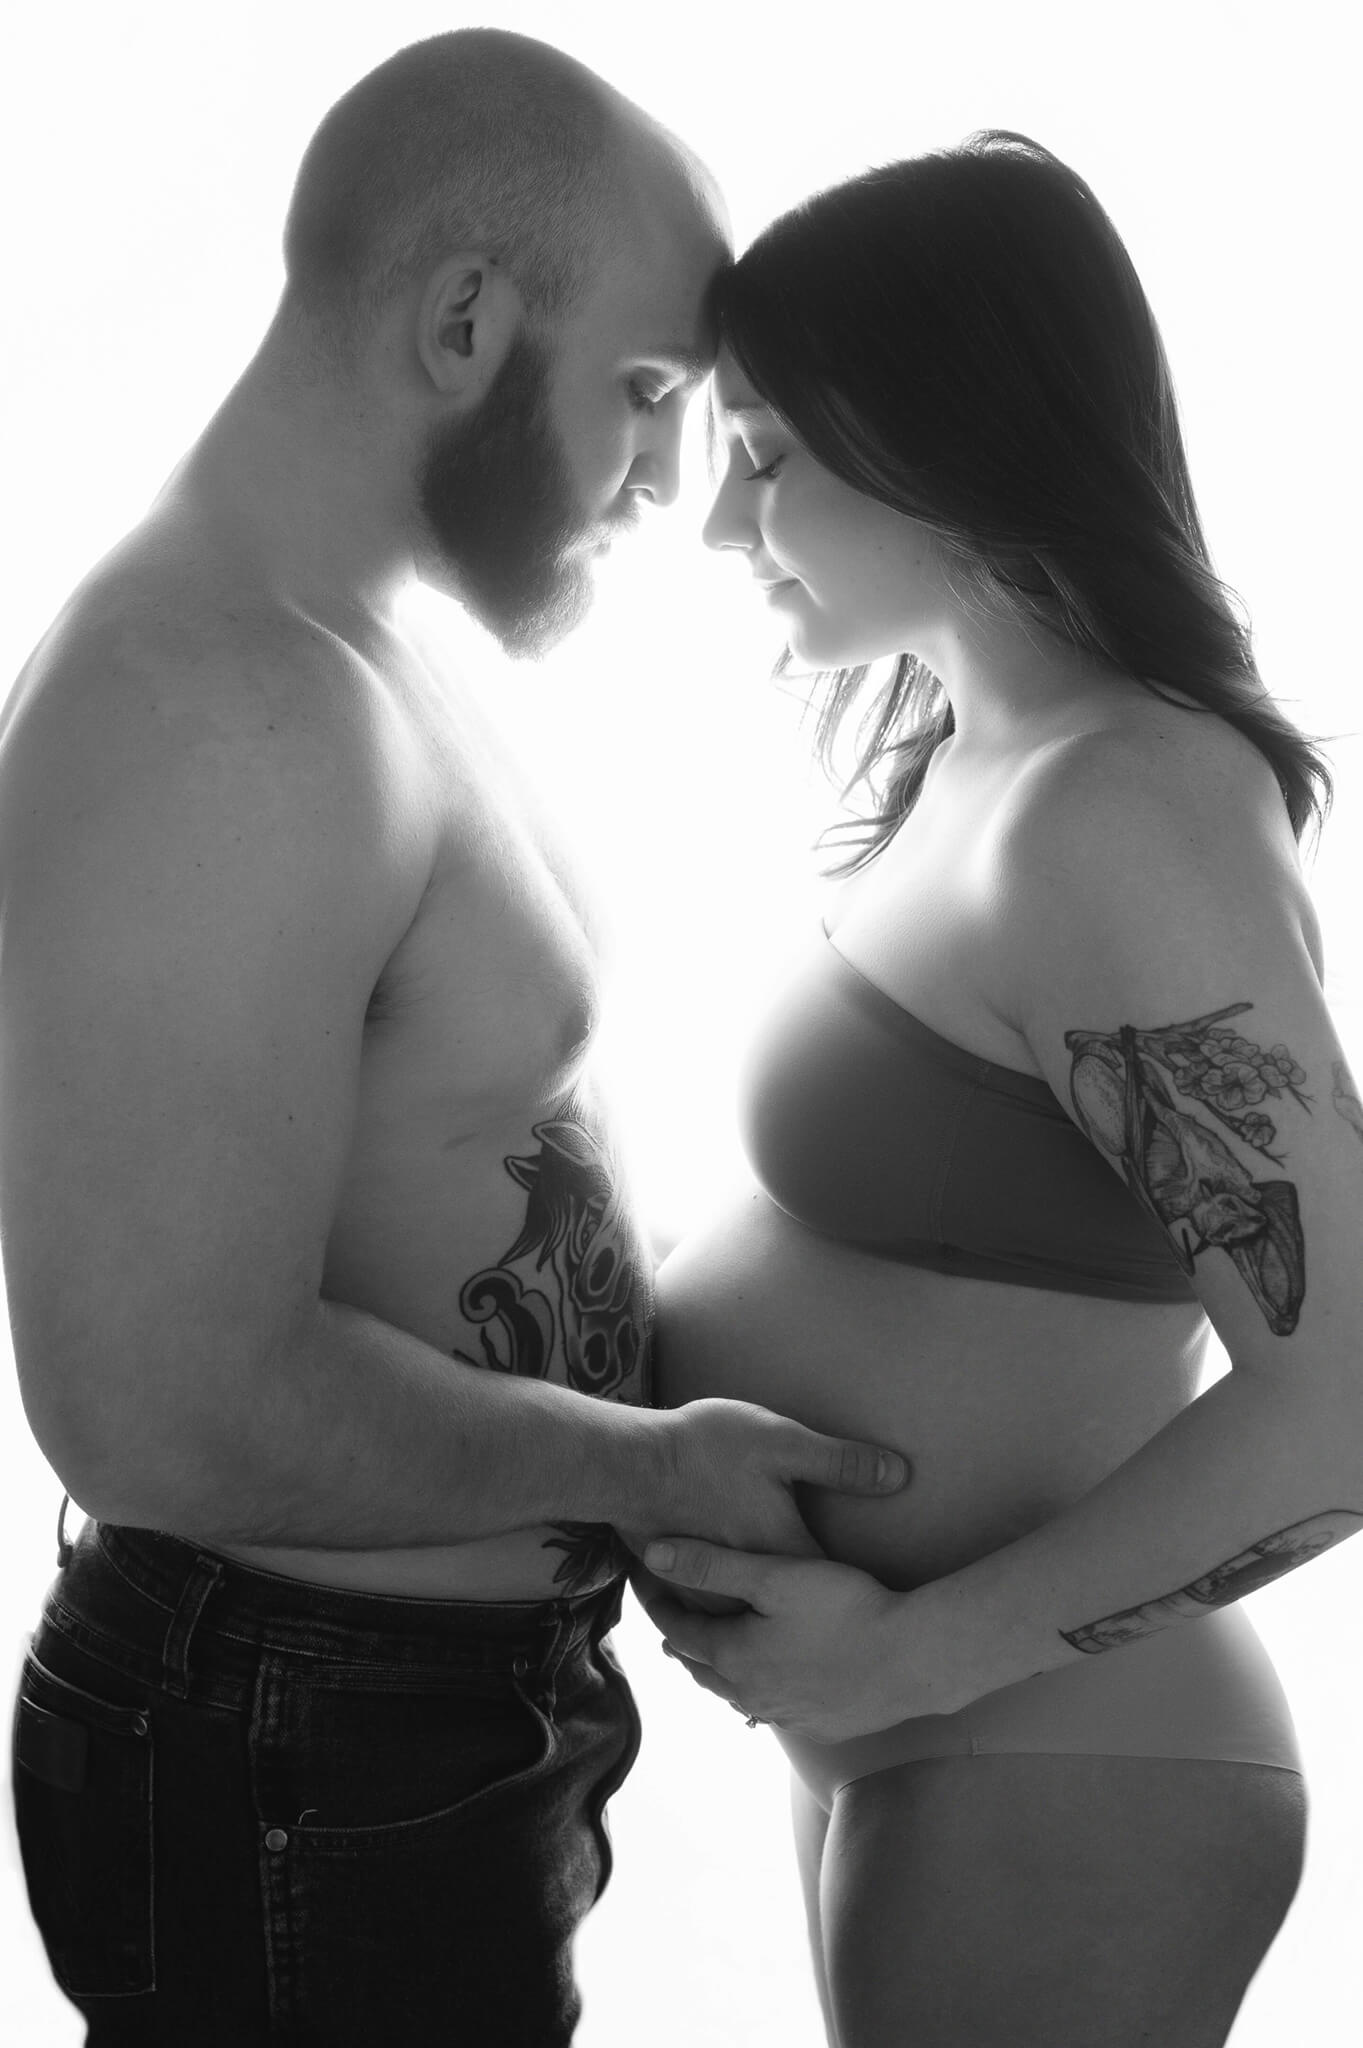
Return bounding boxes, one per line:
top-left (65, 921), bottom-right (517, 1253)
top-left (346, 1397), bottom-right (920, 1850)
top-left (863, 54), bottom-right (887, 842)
top-left (803, 1432), bottom-right (911, 1496)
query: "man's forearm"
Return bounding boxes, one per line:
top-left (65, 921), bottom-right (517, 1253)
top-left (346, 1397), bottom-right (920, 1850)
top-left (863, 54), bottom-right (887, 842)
top-left (67, 1296), bottom-right (665, 1548)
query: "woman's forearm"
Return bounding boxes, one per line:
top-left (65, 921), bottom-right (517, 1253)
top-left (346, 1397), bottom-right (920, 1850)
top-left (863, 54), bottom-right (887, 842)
top-left (899, 1365), bottom-right (1363, 1714)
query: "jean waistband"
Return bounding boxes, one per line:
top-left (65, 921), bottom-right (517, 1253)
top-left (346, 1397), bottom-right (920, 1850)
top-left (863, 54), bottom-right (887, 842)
top-left (53, 1519), bottom-right (624, 1698)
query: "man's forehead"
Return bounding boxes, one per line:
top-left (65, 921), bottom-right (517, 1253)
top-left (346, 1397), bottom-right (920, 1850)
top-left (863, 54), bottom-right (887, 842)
top-left (595, 232), bottom-right (722, 377)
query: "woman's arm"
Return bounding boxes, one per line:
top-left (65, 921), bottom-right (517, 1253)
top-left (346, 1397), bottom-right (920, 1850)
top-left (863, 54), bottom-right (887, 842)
top-left (637, 728), bottom-right (1363, 1738)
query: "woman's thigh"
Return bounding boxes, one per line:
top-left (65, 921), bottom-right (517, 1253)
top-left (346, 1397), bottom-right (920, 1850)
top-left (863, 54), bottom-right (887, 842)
top-left (820, 1753), bottom-right (1306, 2048)
top-left (791, 1771), bottom-right (839, 2047)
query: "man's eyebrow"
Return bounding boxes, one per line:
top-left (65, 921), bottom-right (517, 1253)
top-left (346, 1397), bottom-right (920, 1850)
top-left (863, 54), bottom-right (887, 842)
top-left (638, 346), bottom-right (712, 390)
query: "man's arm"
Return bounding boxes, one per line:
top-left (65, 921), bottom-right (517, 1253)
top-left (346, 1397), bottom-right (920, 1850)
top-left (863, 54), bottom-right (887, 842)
top-left (0, 631), bottom-right (903, 1555)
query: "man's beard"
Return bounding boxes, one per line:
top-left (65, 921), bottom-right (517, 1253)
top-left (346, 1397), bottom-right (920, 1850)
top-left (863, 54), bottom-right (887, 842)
top-left (416, 326), bottom-right (600, 661)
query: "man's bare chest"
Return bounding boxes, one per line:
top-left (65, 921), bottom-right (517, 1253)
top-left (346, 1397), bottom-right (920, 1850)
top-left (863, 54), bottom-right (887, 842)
top-left (362, 726), bottom-right (603, 1128)
top-left (366, 802), bottom-right (593, 1130)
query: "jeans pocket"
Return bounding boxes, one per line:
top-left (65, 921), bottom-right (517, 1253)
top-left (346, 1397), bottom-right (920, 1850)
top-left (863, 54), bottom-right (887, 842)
top-left (11, 1648), bottom-right (155, 1997)
top-left (255, 1659), bottom-right (555, 1840)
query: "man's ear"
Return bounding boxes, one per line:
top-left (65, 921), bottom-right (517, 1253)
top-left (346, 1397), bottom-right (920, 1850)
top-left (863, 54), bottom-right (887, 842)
top-left (414, 254), bottom-right (524, 399)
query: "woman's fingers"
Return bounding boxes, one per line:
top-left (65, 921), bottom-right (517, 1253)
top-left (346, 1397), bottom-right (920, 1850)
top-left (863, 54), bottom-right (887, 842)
top-left (644, 1538), bottom-right (776, 1609)
top-left (628, 1558), bottom-right (750, 1617)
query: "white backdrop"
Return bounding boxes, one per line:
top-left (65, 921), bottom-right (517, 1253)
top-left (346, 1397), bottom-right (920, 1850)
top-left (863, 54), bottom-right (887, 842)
top-left (2, 3), bottom-right (1360, 2042)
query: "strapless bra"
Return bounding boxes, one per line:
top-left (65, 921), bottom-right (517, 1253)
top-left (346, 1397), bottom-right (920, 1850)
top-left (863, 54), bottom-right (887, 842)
top-left (739, 928), bottom-right (1197, 1304)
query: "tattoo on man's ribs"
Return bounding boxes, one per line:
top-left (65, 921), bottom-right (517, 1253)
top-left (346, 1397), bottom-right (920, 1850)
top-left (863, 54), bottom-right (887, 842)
top-left (1064, 1004), bottom-right (1310, 1333)
top-left (1332, 1061), bottom-right (1363, 1145)
top-left (1061, 1509), bottom-right (1363, 1653)
top-left (451, 1109), bottom-right (653, 1398)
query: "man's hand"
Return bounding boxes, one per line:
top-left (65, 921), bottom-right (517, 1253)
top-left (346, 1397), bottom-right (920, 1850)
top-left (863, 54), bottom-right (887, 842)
top-left (631, 1537), bottom-right (955, 1741)
top-left (619, 1398), bottom-right (910, 1612)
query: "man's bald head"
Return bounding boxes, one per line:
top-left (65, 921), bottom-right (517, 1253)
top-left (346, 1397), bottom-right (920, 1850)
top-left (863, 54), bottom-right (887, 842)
top-left (281, 29), bottom-right (718, 348)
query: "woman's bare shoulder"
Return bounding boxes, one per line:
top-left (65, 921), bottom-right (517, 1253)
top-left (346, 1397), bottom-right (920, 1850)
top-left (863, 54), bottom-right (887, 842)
top-left (1011, 698), bottom-right (1303, 873)
top-left (994, 696), bottom-right (1320, 978)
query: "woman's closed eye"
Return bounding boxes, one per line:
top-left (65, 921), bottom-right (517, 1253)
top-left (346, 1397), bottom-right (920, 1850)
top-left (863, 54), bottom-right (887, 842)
top-left (745, 453), bottom-right (786, 483)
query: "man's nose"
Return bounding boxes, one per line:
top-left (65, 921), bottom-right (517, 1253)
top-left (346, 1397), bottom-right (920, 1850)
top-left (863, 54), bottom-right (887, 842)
top-left (632, 444), bottom-right (683, 511)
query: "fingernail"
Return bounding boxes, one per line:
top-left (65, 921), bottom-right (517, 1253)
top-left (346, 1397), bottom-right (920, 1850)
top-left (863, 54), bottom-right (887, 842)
top-left (645, 1542), bottom-right (676, 1571)
top-left (878, 1453), bottom-right (909, 1487)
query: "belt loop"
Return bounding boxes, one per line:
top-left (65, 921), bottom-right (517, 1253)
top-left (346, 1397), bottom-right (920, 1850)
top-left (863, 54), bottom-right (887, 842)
top-left (516, 1605), bottom-right (563, 1718)
top-left (55, 1492), bottom-right (74, 1570)
top-left (162, 1553), bottom-right (225, 1701)
top-left (542, 1600), bottom-right (578, 1715)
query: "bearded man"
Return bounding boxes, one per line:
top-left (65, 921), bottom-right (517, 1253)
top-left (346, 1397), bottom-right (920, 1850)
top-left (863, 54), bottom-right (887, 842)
top-left (0, 30), bottom-right (905, 2044)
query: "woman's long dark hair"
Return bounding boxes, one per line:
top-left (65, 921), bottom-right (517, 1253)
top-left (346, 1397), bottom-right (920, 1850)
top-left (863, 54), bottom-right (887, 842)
top-left (709, 132), bottom-right (1332, 869)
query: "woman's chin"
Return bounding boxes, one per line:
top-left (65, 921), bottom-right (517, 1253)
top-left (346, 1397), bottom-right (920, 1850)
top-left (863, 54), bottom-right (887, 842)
top-left (771, 599), bottom-right (901, 675)
top-left (785, 623), bottom-right (897, 674)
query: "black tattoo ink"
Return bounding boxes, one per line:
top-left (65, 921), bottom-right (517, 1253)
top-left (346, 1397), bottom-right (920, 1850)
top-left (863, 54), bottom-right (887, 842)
top-left (454, 1111), bottom-right (653, 1399)
top-left (450, 1108), bottom-right (653, 1592)
top-left (1332, 1061), bottom-right (1363, 1145)
top-left (1061, 1509), bottom-right (1363, 1653)
top-left (1065, 1007), bottom-right (1309, 1333)
top-left (541, 1521), bottom-right (635, 1595)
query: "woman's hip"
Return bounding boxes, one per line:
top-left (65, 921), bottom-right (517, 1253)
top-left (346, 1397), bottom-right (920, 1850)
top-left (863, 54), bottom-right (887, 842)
top-left (776, 1603), bottom-right (1302, 1810)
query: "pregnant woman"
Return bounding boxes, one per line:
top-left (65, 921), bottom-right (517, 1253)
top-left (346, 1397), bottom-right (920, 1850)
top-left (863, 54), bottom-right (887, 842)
top-left (638, 133), bottom-right (1363, 2046)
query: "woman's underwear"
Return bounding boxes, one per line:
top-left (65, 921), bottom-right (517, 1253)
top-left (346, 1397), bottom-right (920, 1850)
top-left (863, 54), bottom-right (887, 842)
top-left (775, 1604), bottom-right (1302, 1811)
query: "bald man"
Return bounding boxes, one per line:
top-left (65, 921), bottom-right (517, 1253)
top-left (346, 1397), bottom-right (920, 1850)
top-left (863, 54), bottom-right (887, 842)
top-left (0, 30), bottom-right (906, 2044)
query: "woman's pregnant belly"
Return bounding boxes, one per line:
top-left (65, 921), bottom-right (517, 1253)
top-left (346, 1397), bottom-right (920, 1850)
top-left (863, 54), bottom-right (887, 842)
top-left (655, 1188), bottom-right (1210, 1590)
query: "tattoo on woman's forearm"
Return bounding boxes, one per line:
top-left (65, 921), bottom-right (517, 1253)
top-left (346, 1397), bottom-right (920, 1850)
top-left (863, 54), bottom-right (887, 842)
top-left (1060, 1509), bottom-right (1363, 1653)
top-left (1064, 1003), bottom-right (1309, 1333)
top-left (1332, 1061), bottom-right (1363, 1145)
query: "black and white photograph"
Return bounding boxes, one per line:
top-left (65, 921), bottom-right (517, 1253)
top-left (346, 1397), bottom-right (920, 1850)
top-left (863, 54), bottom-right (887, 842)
top-left (2, 4), bottom-right (1360, 2042)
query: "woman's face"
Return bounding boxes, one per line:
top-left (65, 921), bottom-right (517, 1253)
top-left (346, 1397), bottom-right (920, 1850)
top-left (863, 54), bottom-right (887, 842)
top-left (701, 345), bottom-right (953, 672)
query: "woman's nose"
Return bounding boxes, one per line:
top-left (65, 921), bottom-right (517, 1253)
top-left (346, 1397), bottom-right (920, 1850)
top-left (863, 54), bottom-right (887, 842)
top-left (700, 475), bottom-right (752, 555)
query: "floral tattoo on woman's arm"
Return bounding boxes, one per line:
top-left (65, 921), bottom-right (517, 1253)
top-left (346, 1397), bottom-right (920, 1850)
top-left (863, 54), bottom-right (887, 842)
top-left (1064, 1002), bottom-right (1309, 1334)
top-left (1332, 1061), bottom-right (1363, 1145)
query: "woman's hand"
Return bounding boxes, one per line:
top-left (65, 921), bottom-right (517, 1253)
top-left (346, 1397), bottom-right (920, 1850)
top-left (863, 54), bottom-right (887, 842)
top-left (631, 1537), bottom-right (961, 1741)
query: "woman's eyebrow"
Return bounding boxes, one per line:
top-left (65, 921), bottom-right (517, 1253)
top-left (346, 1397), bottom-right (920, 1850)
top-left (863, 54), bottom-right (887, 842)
top-left (703, 390), bottom-right (777, 476)
top-left (714, 399), bottom-right (773, 424)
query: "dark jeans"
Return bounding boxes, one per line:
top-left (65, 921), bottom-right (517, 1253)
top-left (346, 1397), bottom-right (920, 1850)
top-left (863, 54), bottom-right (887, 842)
top-left (11, 1510), bottom-right (642, 2045)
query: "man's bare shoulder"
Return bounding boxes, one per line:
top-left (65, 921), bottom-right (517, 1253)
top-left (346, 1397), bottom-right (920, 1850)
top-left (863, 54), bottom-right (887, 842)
top-left (0, 538), bottom-right (436, 890)
top-left (6, 544), bottom-right (382, 768)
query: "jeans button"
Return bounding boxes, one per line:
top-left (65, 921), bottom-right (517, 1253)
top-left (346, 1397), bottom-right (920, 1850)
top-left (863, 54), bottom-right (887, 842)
top-left (264, 1828), bottom-right (289, 1852)
top-left (130, 1713), bottom-right (149, 1737)
top-left (512, 1654), bottom-right (529, 1680)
